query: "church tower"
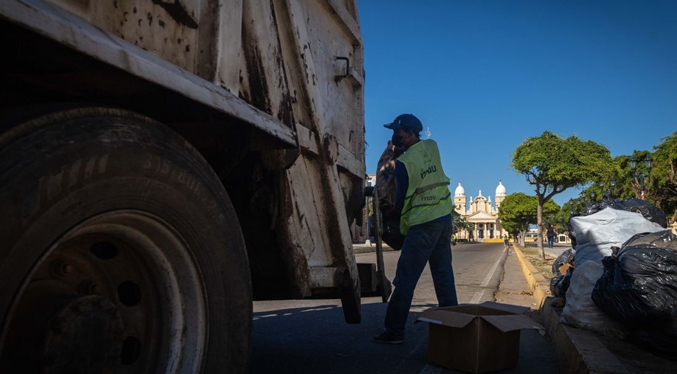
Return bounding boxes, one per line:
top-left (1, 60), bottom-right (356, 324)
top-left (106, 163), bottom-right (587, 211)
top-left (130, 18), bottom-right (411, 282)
top-left (495, 180), bottom-right (507, 211)
top-left (454, 182), bottom-right (466, 215)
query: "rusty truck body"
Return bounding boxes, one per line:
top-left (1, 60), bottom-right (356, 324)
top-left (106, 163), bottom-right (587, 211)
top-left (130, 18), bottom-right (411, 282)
top-left (0, 0), bottom-right (365, 372)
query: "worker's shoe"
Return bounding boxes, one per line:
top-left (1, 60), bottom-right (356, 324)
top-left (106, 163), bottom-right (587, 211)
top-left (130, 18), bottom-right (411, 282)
top-left (371, 331), bottom-right (404, 344)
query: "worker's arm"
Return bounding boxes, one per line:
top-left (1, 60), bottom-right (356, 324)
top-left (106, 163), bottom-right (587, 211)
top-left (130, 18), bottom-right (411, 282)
top-left (386, 160), bottom-right (408, 219)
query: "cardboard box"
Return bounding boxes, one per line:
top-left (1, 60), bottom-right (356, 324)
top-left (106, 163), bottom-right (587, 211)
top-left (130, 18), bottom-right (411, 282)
top-left (417, 302), bottom-right (541, 373)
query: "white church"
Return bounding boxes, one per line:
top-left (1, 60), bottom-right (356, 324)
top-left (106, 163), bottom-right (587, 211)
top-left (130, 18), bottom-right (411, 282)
top-left (454, 181), bottom-right (508, 241)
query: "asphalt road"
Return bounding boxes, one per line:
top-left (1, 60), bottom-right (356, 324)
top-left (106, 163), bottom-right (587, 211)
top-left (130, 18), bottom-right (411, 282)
top-left (251, 242), bottom-right (511, 374)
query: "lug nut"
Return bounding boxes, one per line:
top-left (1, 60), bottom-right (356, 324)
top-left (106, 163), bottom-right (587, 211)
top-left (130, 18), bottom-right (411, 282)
top-left (61, 263), bottom-right (74, 274)
top-left (50, 260), bottom-right (74, 277)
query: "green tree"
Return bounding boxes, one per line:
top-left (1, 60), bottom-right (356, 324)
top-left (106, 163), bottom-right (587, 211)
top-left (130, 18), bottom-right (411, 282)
top-left (511, 131), bottom-right (612, 259)
top-left (649, 131), bottom-right (677, 220)
top-left (582, 139), bottom-right (677, 222)
top-left (451, 210), bottom-right (472, 239)
top-left (498, 193), bottom-right (559, 247)
top-left (582, 150), bottom-right (654, 203)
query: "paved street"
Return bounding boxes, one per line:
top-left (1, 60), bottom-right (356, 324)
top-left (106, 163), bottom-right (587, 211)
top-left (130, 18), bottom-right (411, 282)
top-left (251, 243), bottom-right (560, 373)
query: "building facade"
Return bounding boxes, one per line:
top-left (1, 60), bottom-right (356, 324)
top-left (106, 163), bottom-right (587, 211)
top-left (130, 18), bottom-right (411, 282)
top-left (454, 181), bottom-right (508, 241)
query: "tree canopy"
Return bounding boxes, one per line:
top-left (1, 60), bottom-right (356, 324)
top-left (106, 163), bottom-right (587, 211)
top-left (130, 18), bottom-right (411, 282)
top-left (512, 131), bottom-right (613, 201)
top-left (579, 131), bottom-right (677, 221)
top-left (649, 131), bottom-right (677, 219)
top-left (511, 131), bottom-right (612, 258)
top-left (451, 210), bottom-right (472, 236)
top-left (498, 193), bottom-right (559, 246)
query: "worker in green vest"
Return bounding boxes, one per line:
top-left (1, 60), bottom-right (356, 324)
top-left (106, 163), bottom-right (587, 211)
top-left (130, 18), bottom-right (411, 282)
top-left (373, 114), bottom-right (458, 344)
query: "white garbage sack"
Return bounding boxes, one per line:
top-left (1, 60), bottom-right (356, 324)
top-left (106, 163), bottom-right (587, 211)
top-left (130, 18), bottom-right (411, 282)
top-left (560, 261), bottom-right (628, 338)
top-left (571, 207), bottom-right (664, 266)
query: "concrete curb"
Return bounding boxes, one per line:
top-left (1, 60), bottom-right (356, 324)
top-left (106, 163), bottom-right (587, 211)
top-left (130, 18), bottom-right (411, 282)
top-left (512, 246), bottom-right (551, 309)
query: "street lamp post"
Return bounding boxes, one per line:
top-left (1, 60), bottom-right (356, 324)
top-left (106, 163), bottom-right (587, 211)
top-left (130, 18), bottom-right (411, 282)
top-left (605, 178), bottom-right (616, 200)
top-left (629, 156), bottom-right (653, 200)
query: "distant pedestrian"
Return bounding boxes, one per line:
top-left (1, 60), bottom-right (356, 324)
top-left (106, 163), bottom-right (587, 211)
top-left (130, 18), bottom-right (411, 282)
top-left (546, 224), bottom-right (556, 248)
top-left (503, 236), bottom-right (510, 250)
top-left (372, 114), bottom-right (458, 345)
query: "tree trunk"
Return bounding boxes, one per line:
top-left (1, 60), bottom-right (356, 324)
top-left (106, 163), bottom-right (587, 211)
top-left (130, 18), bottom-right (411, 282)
top-left (518, 230), bottom-right (526, 247)
top-left (537, 196), bottom-right (545, 260)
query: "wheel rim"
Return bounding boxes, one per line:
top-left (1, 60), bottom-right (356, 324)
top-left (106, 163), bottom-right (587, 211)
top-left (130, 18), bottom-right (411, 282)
top-left (0, 211), bottom-right (207, 374)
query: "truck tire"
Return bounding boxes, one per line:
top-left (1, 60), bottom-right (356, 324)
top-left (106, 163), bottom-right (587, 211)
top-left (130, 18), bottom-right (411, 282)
top-left (0, 108), bottom-right (252, 373)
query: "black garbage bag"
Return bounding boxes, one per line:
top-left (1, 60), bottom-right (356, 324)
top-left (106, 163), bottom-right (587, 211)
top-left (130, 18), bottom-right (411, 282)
top-left (552, 248), bottom-right (576, 275)
top-left (558, 270), bottom-right (573, 297)
top-left (549, 275), bottom-right (562, 296)
top-left (627, 317), bottom-right (677, 361)
top-left (550, 269), bottom-right (573, 298)
top-left (380, 209), bottom-right (404, 250)
top-left (592, 230), bottom-right (677, 324)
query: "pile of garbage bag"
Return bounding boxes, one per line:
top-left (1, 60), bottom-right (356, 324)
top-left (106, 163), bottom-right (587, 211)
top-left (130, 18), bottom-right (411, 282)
top-left (549, 248), bottom-right (575, 297)
top-left (557, 198), bottom-right (677, 359)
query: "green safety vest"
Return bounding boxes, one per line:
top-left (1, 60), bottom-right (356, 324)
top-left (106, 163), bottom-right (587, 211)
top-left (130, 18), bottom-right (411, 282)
top-left (397, 139), bottom-right (452, 235)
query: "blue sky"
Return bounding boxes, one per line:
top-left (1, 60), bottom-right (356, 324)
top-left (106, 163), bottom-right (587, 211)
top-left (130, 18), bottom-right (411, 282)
top-left (358, 0), bottom-right (677, 207)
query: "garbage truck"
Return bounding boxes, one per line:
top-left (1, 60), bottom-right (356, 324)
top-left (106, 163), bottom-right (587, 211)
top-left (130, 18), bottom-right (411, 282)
top-left (0, 0), bottom-right (368, 372)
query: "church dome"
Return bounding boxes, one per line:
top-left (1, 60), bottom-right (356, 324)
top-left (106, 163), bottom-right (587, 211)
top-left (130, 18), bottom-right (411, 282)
top-left (454, 182), bottom-right (465, 197)
top-left (495, 180), bottom-right (507, 196)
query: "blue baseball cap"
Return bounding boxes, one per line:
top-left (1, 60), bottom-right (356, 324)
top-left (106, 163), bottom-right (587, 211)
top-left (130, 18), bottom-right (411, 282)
top-left (383, 114), bottom-right (423, 133)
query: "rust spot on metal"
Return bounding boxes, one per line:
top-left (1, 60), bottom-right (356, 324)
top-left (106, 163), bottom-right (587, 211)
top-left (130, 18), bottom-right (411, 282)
top-left (242, 29), bottom-right (271, 114)
top-left (277, 93), bottom-right (294, 127)
top-left (151, 0), bottom-right (198, 29)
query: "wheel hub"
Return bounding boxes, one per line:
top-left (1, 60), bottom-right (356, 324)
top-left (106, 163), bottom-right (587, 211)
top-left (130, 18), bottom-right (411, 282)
top-left (43, 295), bottom-right (123, 374)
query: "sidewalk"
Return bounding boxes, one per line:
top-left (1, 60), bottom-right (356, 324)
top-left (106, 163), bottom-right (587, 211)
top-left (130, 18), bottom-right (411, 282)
top-left (491, 248), bottom-right (565, 373)
top-left (494, 248), bottom-right (538, 308)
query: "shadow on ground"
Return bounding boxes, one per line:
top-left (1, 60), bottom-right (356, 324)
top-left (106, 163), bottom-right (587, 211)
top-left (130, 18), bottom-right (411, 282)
top-left (251, 301), bottom-right (563, 374)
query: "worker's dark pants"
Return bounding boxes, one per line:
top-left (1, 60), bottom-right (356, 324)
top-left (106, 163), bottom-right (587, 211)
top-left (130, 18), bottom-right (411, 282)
top-left (384, 218), bottom-right (458, 338)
